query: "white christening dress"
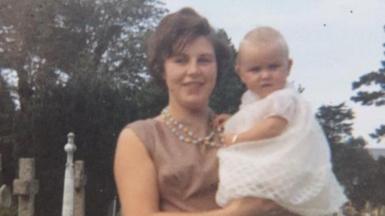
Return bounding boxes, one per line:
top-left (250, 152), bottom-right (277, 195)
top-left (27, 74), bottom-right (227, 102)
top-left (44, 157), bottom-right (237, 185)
top-left (216, 86), bottom-right (347, 216)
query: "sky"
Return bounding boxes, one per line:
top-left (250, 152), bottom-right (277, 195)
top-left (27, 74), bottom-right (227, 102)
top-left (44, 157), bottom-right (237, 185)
top-left (164, 0), bottom-right (385, 144)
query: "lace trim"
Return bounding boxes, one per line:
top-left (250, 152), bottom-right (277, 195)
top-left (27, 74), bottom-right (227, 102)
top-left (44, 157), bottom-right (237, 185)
top-left (216, 152), bottom-right (347, 215)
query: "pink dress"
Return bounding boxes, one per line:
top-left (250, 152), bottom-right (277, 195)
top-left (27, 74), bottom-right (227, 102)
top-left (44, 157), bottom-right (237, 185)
top-left (127, 119), bottom-right (220, 211)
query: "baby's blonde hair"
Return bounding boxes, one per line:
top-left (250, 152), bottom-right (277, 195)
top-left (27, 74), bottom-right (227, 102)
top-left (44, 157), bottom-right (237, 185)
top-left (238, 26), bottom-right (290, 60)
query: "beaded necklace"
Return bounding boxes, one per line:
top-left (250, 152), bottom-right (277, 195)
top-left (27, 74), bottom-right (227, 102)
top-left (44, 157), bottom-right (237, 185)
top-left (161, 107), bottom-right (223, 148)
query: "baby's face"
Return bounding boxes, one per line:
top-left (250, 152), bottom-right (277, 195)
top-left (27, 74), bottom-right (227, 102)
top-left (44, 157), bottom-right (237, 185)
top-left (237, 43), bottom-right (291, 98)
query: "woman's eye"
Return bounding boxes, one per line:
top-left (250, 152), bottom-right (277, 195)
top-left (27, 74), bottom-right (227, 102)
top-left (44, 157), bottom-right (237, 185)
top-left (198, 57), bottom-right (213, 64)
top-left (174, 57), bottom-right (187, 64)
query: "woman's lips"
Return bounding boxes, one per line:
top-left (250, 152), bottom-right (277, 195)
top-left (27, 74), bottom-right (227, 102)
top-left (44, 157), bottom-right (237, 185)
top-left (182, 82), bottom-right (204, 93)
top-left (183, 81), bottom-right (204, 87)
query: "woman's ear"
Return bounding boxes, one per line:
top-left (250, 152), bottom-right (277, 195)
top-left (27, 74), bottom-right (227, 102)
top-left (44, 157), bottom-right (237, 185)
top-left (161, 68), bottom-right (166, 81)
top-left (235, 64), bottom-right (240, 74)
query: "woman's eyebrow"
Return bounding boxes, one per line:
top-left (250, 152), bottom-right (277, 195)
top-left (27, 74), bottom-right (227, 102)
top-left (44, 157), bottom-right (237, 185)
top-left (170, 52), bottom-right (186, 58)
top-left (199, 52), bottom-right (216, 57)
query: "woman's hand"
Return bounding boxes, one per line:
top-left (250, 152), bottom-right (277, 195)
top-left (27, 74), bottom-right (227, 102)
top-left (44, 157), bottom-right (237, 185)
top-left (225, 197), bottom-right (292, 216)
top-left (212, 113), bottom-right (231, 128)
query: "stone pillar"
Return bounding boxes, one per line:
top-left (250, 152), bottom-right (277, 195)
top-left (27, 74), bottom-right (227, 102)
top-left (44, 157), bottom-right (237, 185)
top-left (74, 160), bottom-right (86, 216)
top-left (0, 184), bottom-right (12, 208)
top-left (62, 132), bottom-right (76, 216)
top-left (111, 196), bottom-right (119, 216)
top-left (0, 154), bottom-right (12, 208)
top-left (361, 201), bottom-right (371, 216)
top-left (13, 158), bottom-right (39, 216)
top-left (379, 206), bottom-right (385, 216)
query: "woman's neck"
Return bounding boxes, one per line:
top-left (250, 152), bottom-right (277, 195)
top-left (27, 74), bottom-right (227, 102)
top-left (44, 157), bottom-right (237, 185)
top-left (166, 103), bottom-right (211, 136)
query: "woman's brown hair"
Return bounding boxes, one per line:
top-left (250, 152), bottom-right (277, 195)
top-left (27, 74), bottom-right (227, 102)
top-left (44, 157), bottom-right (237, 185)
top-left (146, 7), bottom-right (230, 88)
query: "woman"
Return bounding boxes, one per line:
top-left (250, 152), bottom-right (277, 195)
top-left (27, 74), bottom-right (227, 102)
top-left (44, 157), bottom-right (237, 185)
top-left (114, 7), bottom-right (286, 216)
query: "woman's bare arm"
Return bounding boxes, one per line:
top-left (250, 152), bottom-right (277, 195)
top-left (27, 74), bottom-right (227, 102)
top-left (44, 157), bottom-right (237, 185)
top-left (114, 128), bottom-right (159, 215)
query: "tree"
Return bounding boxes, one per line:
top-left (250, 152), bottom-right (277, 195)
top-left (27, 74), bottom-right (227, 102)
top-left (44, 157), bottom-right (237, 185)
top-left (210, 29), bottom-right (245, 114)
top-left (315, 103), bottom-right (385, 208)
top-left (332, 138), bottom-right (383, 208)
top-left (351, 26), bottom-right (385, 142)
top-left (316, 103), bottom-right (355, 145)
top-left (0, 71), bottom-right (15, 141)
top-left (0, 70), bottom-right (16, 186)
top-left (0, 0), bottom-right (166, 215)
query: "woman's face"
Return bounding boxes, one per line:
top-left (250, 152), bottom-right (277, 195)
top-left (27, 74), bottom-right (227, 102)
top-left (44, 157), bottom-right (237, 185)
top-left (164, 36), bottom-right (217, 110)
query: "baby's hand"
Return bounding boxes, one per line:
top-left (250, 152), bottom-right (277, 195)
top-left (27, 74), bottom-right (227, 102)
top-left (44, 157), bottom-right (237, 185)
top-left (222, 133), bottom-right (237, 147)
top-left (213, 113), bottom-right (231, 128)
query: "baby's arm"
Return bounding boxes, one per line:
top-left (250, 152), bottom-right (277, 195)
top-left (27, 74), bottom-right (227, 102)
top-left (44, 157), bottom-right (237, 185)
top-left (224, 116), bottom-right (288, 146)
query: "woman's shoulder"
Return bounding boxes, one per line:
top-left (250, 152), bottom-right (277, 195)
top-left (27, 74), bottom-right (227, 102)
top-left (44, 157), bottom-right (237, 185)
top-left (123, 117), bottom-right (165, 141)
top-left (121, 116), bottom-right (163, 156)
top-left (124, 117), bottom-right (161, 131)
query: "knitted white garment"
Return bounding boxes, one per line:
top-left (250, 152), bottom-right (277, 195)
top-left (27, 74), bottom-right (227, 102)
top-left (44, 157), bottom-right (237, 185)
top-left (215, 88), bottom-right (348, 216)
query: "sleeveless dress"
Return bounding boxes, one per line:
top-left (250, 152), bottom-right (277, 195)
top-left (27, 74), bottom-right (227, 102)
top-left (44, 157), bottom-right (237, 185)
top-left (215, 87), bottom-right (348, 216)
top-left (127, 118), bottom-right (220, 211)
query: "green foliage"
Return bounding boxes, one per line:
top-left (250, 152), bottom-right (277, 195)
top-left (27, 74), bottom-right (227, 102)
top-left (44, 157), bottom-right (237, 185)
top-left (210, 29), bottom-right (245, 114)
top-left (316, 103), bottom-right (385, 208)
top-left (0, 0), bottom-right (166, 215)
top-left (351, 26), bottom-right (385, 141)
top-left (133, 80), bottom-right (168, 119)
top-left (0, 72), bottom-right (16, 186)
top-left (316, 103), bottom-right (354, 144)
top-left (331, 138), bottom-right (383, 208)
top-left (351, 61), bottom-right (385, 106)
top-left (371, 125), bottom-right (385, 141)
top-left (344, 25), bottom-right (385, 206)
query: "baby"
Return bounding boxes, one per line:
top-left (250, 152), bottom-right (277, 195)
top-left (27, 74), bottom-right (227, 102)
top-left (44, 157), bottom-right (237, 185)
top-left (215, 26), bottom-right (347, 216)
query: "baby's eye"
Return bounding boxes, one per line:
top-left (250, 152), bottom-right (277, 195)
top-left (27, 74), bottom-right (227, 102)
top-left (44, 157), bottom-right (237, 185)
top-left (249, 67), bottom-right (261, 73)
top-left (268, 64), bottom-right (280, 70)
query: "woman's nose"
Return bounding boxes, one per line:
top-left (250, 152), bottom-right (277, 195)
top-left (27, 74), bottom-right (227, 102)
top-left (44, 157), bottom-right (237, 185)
top-left (186, 61), bottom-right (200, 75)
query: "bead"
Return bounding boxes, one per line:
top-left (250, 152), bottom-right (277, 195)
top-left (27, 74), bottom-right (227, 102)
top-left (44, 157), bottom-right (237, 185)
top-left (161, 107), bottom-right (223, 148)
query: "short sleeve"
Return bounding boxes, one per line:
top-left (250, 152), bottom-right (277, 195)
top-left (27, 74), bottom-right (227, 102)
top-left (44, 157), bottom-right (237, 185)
top-left (239, 90), bottom-right (260, 109)
top-left (263, 89), bottom-right (297, 123)
top-left (125, 119), bottom-right (157, 158)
